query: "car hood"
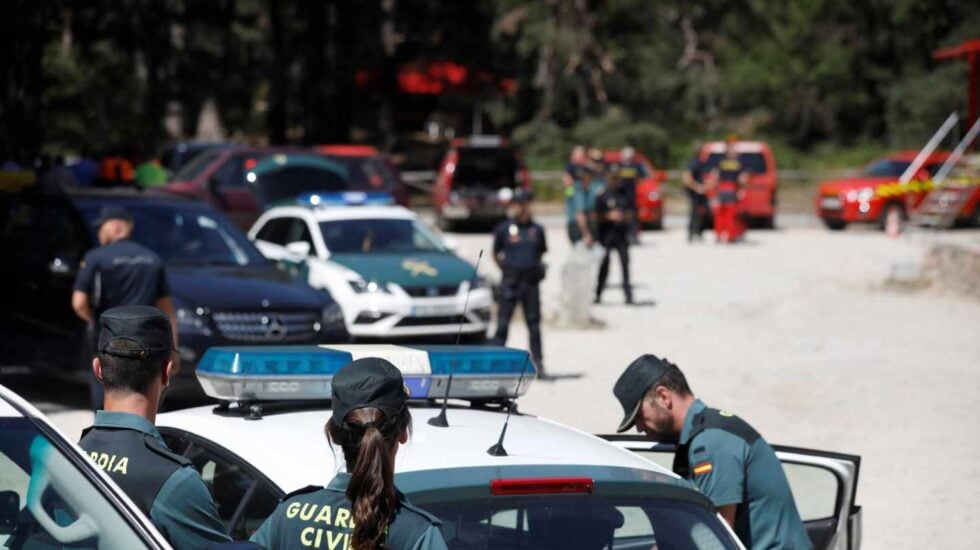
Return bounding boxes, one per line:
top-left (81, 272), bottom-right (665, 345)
top-left (818, 176), bottom-right (894, 195)
top-left (328, 252), bottom-right (475, 287)
top-left (167, 264), bottom-right (329, 310)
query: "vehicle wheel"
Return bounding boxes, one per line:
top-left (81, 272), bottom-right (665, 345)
top-left (823, 219), bottom-right (846, 231)
top-left (879, 203), bottom-right (905, 233)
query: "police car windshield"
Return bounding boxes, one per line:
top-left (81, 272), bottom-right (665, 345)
top-left (703, 152), bottom-right (768, 174)
top-left (319, 219), bottom-right (447, 254)
top-left (321, 155), bottom-right (396, 191)
top-left (454, 147), bottom-right (518, 189)
top-left (79, 201), bottom-right (267, 266)
top-left (254, 167), bottom-right (350, 205)
top-left (422, 496), bottom-right (737, 550)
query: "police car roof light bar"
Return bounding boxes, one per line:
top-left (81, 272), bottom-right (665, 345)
top-left (487, 352), bottom-right (531, 457)
top-left (429, 249), bottom-right (484, 428)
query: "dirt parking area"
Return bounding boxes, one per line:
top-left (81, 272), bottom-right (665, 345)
top-left (450, 220), bottom-right (980, 550)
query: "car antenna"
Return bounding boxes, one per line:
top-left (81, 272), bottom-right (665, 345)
top-left (487, 352), bottom-right (532, 457)
top-left (429, 248), bottom-right (484, 428)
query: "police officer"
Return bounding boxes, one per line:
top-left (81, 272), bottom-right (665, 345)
top-left (72, 206), bottom-right (177, 411)
top-left (568, 165), bottom-right (601, 247)
top-left (563, 146), bottom-right (588, 244)
top-left (490, 189), bottom-right (547, 373)
top-left (593, 169), bottom-right (633, 305)
top-left (79, 306), bottom-right (231, 548)
top-left (709, 139), bottom-right (749, 243)
top-left (682, 150), bottom-right (709, 242)
top-left (251, 358), bottom-right (447, 550)
top-left (616, 147), bottom-right (642, 244)
top-left (613, 355), bottom-right (811, 549)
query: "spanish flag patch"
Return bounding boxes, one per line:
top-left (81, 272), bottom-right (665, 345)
top-left (693, 462), bottom-right (713, 476)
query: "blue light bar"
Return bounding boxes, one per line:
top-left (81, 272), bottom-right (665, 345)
top-left (196, 344), bottom-right (536, 402)
top-left (296, 191), bottom-right (394, 207)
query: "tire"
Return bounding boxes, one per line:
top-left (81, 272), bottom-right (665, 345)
top-left (879, 203), bottom-right (905, 233)
top-left (823, 219), bottom-right (846, 231)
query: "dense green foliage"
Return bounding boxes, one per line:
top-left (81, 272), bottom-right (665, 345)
top-left (1, 0), bottom-right (976, 169)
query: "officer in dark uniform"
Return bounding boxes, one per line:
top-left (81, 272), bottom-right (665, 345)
top-left (79, 306), bottom-right (231, 548)
top-left (72, 206), bottom-right (177, 411)
top-left (613, 355), bottom-right (812, 549)
top-left (593, 170), bottom-right (633, 304)
top-left (682, 151), bottom-right (709, 242)
top-left (490, 189), bottom-right (547, 372)
top-left (251, 358), bottom-right (447, 549)
top-left (616, 147), bottom-right (642, 244)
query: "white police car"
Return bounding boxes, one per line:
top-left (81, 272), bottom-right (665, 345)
top-left (155, 345), bottom-right (862, 549)
top-left (0, 385), bottom-right (170, 549)
top-left (248, 193), bottom-right (493, 341)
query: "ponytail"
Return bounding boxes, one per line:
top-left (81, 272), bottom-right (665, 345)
top-left (327, 407), bottom-right (412, 549)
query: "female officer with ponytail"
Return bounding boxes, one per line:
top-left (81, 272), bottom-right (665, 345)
top-left (250, 358), bottom-right (447, 549)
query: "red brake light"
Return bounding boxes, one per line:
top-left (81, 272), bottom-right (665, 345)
top-left (491, 477), bottom-right (594, 496)
top-left (244, 158), bottom-right (258, 170)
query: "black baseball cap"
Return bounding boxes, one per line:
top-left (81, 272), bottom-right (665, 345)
top-left (330, 358), bottom-right (409, 427)
top-left (512, 189), bottom-right (534, 203)
top-left (98, 306), bottom-right (174, 358)
top-left (93, 206), bottom-right (133, 228)
top-left (613, 354), bottom-right (672, 433)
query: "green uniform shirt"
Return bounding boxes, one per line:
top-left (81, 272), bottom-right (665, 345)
top-left (679, 400), bottom-right (812, 550)
top-left (79, 412), bottom-right (231, 549)
top-left (250, 473), bottom-right (447, 550)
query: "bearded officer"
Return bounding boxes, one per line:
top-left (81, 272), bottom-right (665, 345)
top-left (489, 189), bottom-right (547, 375)
top-left (613, 355), bottom-right (812, 549)
top-left (79, 306), bottom-right (230, 549)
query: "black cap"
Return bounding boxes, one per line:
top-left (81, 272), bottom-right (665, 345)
top-left (93, 206), bottom-right (133, 228)
top-left (613, 354), bottom-right (672, 433)
top-left (512, 189), bottom-right (534, 203)
top-left (98, 306), bottom-right (174, 358)
top-left (330, 358), bottom-right (409, 427)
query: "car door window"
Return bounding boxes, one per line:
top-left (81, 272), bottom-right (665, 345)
top-left (0, 417), bottom-right (154, 548)
top-left (215, 155), bottom-right (247, 188)
top-left (286, 219), bottom-right (315, 250)
top-left (165, 434), bottom-right (280, 541)
top-left (255, 217), bottom-right (294, 246)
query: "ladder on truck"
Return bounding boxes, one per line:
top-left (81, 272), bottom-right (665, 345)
top-left (909, 116), bottom-right (980, 229)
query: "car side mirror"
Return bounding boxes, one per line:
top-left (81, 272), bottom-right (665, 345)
top-left (48, 255), bottom-right (78, 277)
top-left (0, 490), bottom-right (19, 534)
top-left (285, 241), bottom-right (311, 258)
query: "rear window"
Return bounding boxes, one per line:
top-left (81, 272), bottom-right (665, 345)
top-left (703, 152), bottom-right (769, 174)
top-left (423, 496), bottom-right (736, 550)
top-left (254, 167), bottom-right (350, 205)
top-left (454, 147), bottom-right (519, 189)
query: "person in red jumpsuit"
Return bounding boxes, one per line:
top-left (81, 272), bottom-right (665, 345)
top-left (709, 140), bottom-right (748, 243)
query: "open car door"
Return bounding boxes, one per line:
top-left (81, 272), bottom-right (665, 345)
top-left (600, 435), bottom-right (861, 550)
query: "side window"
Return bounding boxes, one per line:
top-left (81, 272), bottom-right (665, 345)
top-left (255, 218), bottom-right (294, 246)
top-left (286, 219), bottom-right (316, 249)
top-left (215, 156), bottom-right (246, 188)
top-left (181, 441), bottom-right (279, 540)
top-left (781, 463), bottom-right (838, 521)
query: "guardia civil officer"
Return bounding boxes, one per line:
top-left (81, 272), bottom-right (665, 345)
top-left (79, 306), bottom-right (231, 549)
top-left (593, 169), bottom-right (633, 304)
top-left (72, 206), bottom-right (178, 410)
top-left (250, 358), bottom-right (447, 550)
top-left (613, 355), bottom-right (812, 549)
top-left (489, 189), bottom-right (547, 372)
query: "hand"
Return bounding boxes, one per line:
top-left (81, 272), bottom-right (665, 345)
top-left (608, 210), bottom-right (624, 223)
top-left (583, 234), bottom-right (595, 248)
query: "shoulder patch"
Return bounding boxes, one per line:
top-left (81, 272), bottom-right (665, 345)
top-left (142, 435), bottom-right (192, 467)
top-left (282, 485), bottom-right (323, 502)
top-left (692, 462), bottom-right (713, 476)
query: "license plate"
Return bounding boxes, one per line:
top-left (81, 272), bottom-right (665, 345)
top-left (442, 205), bottom-right (470, 219)
top-left (411, 304), bottom-right (459, 317)
top-left (820, 197), bottom-right (841, 209)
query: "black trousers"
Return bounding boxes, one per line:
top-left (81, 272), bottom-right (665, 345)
top-left (687, 189), bottom-right (709, 240)
top-left (85, 322), bottom-right (104, 411)
top-left (597, 230), bottom-right (632, 301)
top-left (491, 273), bottom-right (542, 365)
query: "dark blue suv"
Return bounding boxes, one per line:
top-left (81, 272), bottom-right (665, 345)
top-left (0, 188), bottom-right (348, 398)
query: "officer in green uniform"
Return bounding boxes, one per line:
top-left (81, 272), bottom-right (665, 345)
top-left (79, 305), bottom-right (231, 549)
top-left (613, 355), bottom-right (812, 550)
top-left (251, 358), bottom-right (447, 550)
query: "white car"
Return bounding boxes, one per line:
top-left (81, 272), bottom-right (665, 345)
top-left (248, 193), bottom-right (493, 340)
top-left (156, 344), bottom-right (861, 549)
top-left (0, 385), bottom-right (170, 549)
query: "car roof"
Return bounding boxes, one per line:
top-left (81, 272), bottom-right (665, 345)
top-left (264, 204), bottom-right (418, 222)
top-left (157, 405), bottom-right (676, 494)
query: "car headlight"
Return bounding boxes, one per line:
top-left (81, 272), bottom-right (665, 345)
top-left (321, 303), bottom-right (345, 327)
top-left (176, 306), bottom-right (212, 335)
top-left (845, 190), bottom-right (858, 202)
top-left (348, 279), bottom-right (391, 294)
top-left (857, 187), bottom-right (875, 202)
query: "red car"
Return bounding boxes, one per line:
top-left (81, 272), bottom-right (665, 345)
top-left (600, 149), bottom-right (667, 230)
top-left (433, 136), bottom-right (531, 231)
top-left (315, 145), bottom-right (410, 207)
top-left (699, 140), bottom-right (779, 228)
top-left (815, 151), bottom-right (953, 231)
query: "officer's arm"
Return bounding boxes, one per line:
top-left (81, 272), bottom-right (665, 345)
top-left (151, 468), bottom-right (232, 547)
top-left (686, 431), bottom-right (746, 510)
top-left (71, 291), bottom-right (92, 323)
top-left (411, 525), bottom-right (450, 550)
top-left (717, 504), bottom-right (737, 528)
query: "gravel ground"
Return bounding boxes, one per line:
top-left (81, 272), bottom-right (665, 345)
top-left (448, 219), bottom-right (980, 550)
top-left (28, 216), bottom-right (980, 549)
